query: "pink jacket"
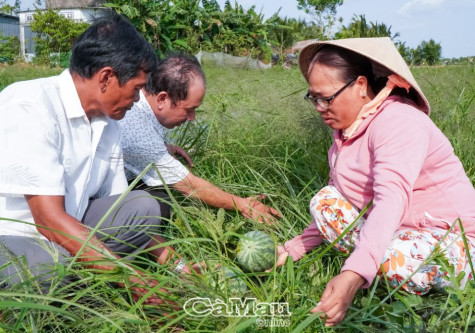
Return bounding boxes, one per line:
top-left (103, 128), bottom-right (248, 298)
top-left (285, 96), bottom-right (475, 287)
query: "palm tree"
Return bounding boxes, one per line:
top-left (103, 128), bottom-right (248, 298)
top-left (336, 14), bottom-right (400, 41)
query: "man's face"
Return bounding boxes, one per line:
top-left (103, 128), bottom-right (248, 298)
top-left (159, 78), bottom-right (206, 129)
top-left (101, 70), bottom-right (148, 120)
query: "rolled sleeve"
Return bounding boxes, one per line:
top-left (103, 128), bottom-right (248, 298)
top-left (284, 221), bottom-right (323, 261)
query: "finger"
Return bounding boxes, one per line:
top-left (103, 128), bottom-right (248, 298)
top-left (309, 304), bottom-right (325, 316)
top-left (252, 194), bottom-right (267, 201)
top-left (266, 252), bottom-right (287, 272)
top-left (321, 304), bottom-right (341, 322)
top-left (276, 245), bottom-right (286, 256)
top-left (267, 207), bottom-right (282, 218)
top-left (183, 154), bottom-right (194, 167)
top-left (258, 216), bottom-right (274, 225)
top-left (249, 202), bottom-right (281, 220)
top-left (324, 311), bottom-right (346, 327)
top-left (276, 252), bottom-right (288, 267)
top-left (319, 283), bottom-right (334, 305)
top-left (192, 264), bottom-right (202, 274)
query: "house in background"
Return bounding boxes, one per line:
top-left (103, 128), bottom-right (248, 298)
top-left (0, 12), bottom-right (19, 38)
top-left (0, 13), bottom-right (19, 62)
top-left (19, 0), bottom-right (107, 61)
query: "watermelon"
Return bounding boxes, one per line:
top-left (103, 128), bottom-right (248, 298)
top-left (208, 266), bottom-right (248, 295)
top-left (236, 230), bottom-right (276, 272)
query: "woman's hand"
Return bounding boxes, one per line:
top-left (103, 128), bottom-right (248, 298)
top-left (310, 271), bottom-right (365, 326)
top-left (265, 245), bottom-right (289, 272)
top-left (239, 194), bottom-right (281, 225)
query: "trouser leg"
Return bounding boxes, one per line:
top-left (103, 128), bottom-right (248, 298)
top-left (381, 228), bottom-right (475, 294)
top-left (309, 185), bottom-right (475, 294)
top-left (310, 185), bottom-right (365, 254)
top-left (0, 236), bottom-right (71, 289)
top-left (82, 190), bottom-right (166, 256)
top-left (0, 190), bottom-right (167, 289)
top-left (131, 180), bottom-right (171, 223)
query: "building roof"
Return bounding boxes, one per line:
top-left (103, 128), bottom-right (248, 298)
top-left (0, 12), bottom-right (19, 20)
top-left (45, 0), bottom-right (106, 9)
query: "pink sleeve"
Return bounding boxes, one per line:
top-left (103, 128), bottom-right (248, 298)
top-left (284, 221), bottom-right (323, 261)
top-left (342, 107), bottom-right (431, 287)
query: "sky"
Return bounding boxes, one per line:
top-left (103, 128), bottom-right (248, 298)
top-left (14, 0), bottom-right (475, 59)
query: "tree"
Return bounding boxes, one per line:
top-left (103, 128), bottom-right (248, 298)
top-left (30, 9), bottom-right (89, 65)
top-left (0, 32), bottom-right (20, 62)
top-left (266, 15), bottom-right (296, 57)
top-left (297, 0), bottom-right (342, 15)
top-left (0, 0), bottom-right (20, 14)
top-left (336, 14), bottom-right (400, 40)
top-left (396, 41), bottom-right (412, 64)
top-left (105, 0), bottom-right (275, 60)
top-left (105, 0), bottom-right (194, 57)
top-left (413, 39), bottom-right (442, 66)
top-left (296, 0), bottom-right (343, 39)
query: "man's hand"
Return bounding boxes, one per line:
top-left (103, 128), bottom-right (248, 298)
top-left (173, 258), bottom-right (203, 275)
top-left (165, 143), bottom-right (194, 167)
top-left (310, 271), bottom-right (365, 326)
top-left (124, 273), bottom-right (179, 310)
top-left (239, 194), bottom-right (281, 225)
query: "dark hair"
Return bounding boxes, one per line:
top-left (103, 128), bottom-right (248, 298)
top-left (310, 45), bottom-right (387, 94)
top-left (145, 51), bottom-right (205, 106)
top-left (69, 11), bottom-right (157, 86)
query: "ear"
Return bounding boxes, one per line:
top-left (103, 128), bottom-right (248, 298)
top-left (97, 67), bottom-right (115, 93)
top-left (355, 75), bottom-right (369, 97)
top-left (155, 91), bottom-right (168, 110)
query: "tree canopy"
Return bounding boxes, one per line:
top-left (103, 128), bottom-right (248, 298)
top-left (2, 0), bottom-right (445, 65)
top-left (30, 9), bottom-right (89, 65)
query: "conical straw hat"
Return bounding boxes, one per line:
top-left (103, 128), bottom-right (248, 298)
top-left (299, 37), bottom-right (430, 114)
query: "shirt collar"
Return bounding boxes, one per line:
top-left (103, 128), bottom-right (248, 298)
top-left (58, 69), bottom-right (87, 119)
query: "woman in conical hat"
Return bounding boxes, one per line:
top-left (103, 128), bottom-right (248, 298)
top-left (275, 37), bottom-right (475, 326)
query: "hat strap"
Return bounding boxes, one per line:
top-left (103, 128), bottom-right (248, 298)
top-left (343, 74), bottom-right (411, 140)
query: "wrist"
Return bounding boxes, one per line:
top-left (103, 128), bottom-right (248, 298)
top-left (341, 270), bottom-right (366, 287)
top-left (174, 258), bottom-right (187, 274)
top-left (233, 196), bottom-right (247, 213)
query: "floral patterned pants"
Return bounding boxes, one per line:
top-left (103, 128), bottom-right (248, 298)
top-left (310, 185), bottom-right (475, 295)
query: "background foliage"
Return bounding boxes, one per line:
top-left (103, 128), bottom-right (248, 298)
top-left (30, 9), bottom-right (89, 65)
top-left (0, 0), bottom-right (465, 65)
top-left (0, 32), bottom-right (20, 62)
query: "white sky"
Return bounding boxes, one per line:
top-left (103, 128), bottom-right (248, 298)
top-left (15, 0), bottom-right (475, 58)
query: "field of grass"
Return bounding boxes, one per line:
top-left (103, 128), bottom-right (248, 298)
top-left (0, 62), bottom-right (474, 332)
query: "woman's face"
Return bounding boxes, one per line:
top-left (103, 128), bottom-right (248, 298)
top-left (307, 63), bottom-right (366, 130)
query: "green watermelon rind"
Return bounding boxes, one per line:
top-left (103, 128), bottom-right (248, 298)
top-left (236, 230), bottom-right (276, 272)
top-left (208, 266), bottom-right (248, 294)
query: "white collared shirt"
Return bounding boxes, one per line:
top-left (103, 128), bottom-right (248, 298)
top-left (119, 90), bottom-right (189, 186)
top-left (0, 69), bottom-right (128, 237)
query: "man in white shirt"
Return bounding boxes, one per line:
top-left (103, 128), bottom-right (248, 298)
top-left (119, 53), bottom-right (281, 227)
top-left (0, 12), bottom-right (172, 305)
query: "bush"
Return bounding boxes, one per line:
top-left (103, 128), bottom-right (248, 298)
top-left (0, 32), bottom-right (21, 63)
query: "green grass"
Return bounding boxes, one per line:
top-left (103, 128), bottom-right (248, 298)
top-left (0, 62), bottom-right (474, 332)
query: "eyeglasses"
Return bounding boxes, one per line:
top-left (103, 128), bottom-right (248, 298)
top-left (304, 78), bottom-right (357, 109)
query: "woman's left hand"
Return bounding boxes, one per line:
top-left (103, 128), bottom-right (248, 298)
top-left (310, 271), bottom-right (365, 326)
